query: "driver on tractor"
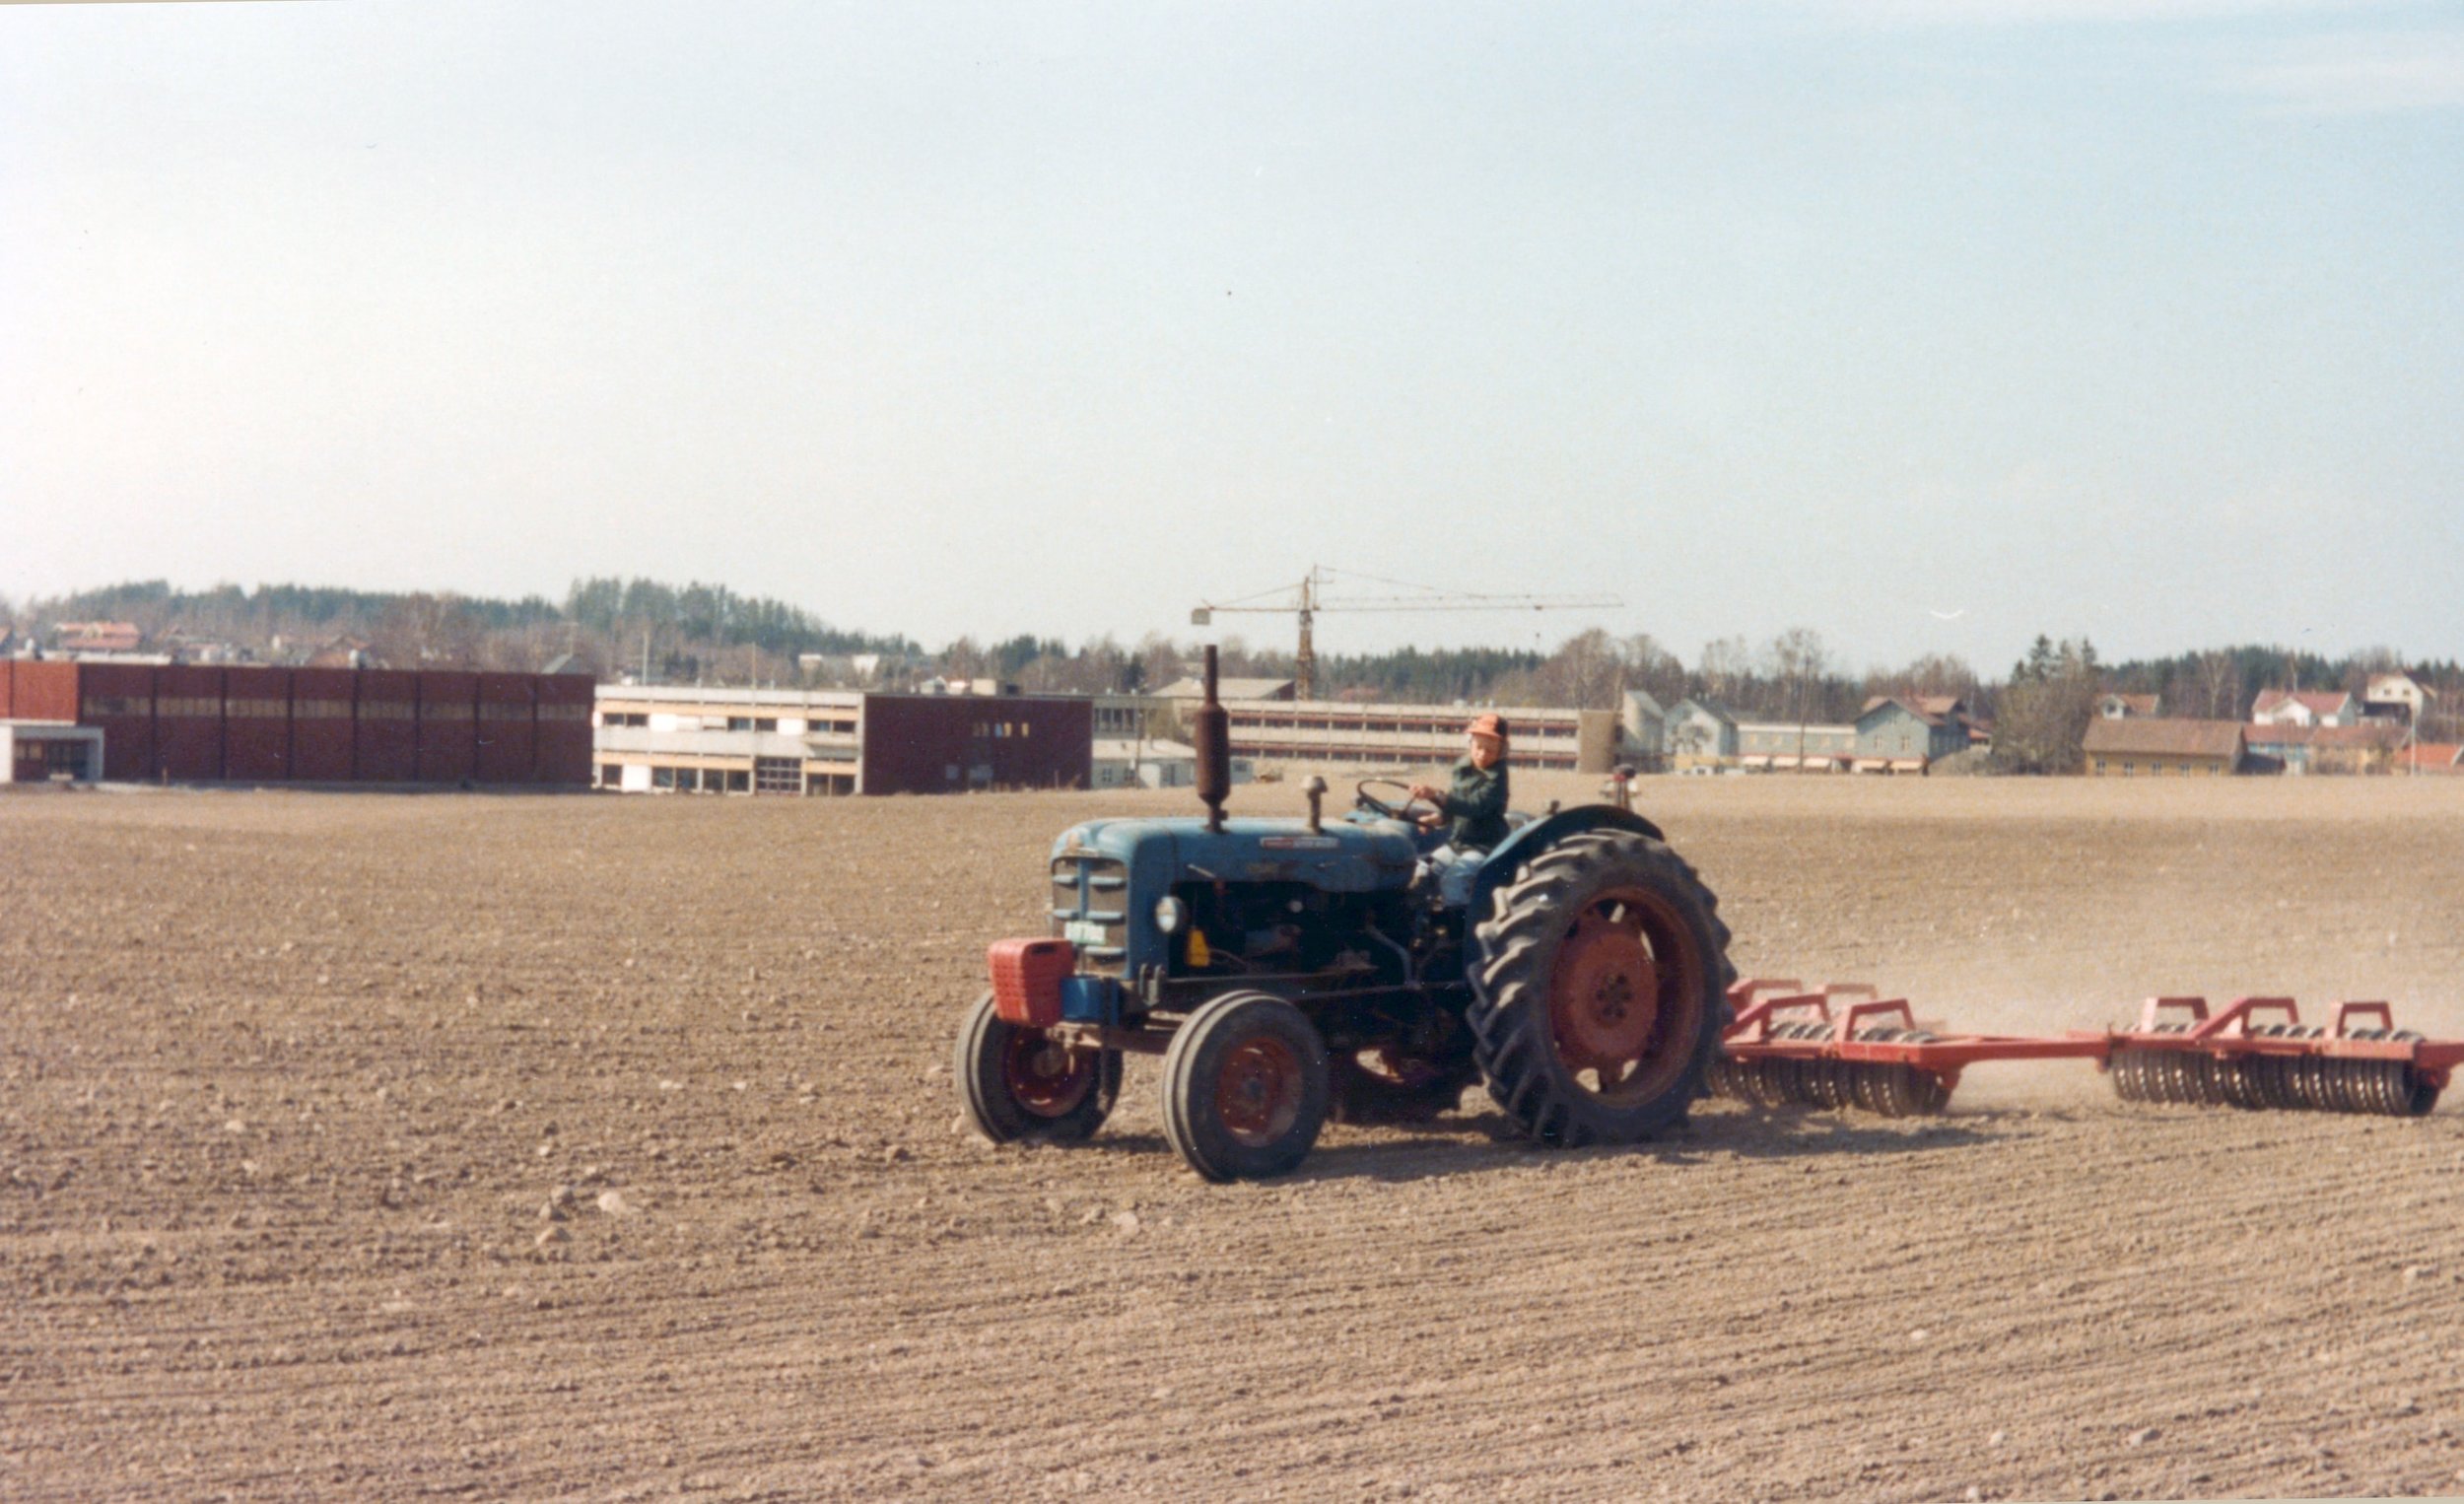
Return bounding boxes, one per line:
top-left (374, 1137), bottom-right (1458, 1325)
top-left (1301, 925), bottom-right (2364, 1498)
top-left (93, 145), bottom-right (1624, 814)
top-left (1408, 714), bottom-right (1510, 907)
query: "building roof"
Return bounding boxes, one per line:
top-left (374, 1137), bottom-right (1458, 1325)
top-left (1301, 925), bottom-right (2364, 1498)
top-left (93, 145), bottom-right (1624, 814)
top-left (1671, 697), bottom-right (1737, 725)
top-left (2398, 742), bottom-right (2464, 770)
top-left (1157, 676), bottom-right (1295, 701)
top-left (2367, 671), bottom-right (2437, 699)
top-left (2242, 722), bottom-right (2318, 747)
top-left (597, 685), bottom-right (866, 710)
top-left (2099, 693), bottom-right (2160, 717)
top-left (1858, 695), bottom-right (1946, 728)
top-left (2083, 718), bottom-right (2245, 759)
top-left (2252, 689), bottom-right (2355, 718)
top-left (54, 621), bottom-right (143, 652)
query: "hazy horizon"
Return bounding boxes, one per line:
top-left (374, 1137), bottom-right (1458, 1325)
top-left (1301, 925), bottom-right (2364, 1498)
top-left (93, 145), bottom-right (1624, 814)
top-left (6, 2), bottom-right (2458, 669)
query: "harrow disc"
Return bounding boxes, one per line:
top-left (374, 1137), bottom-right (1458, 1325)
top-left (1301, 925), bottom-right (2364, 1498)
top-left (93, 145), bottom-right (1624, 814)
top-left (2107, 1047), bottom-right (2146, 1103)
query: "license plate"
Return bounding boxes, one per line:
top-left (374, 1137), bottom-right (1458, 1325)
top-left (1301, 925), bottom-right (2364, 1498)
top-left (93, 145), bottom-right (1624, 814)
top-left (1064, 920), bottom-right (1110, 946)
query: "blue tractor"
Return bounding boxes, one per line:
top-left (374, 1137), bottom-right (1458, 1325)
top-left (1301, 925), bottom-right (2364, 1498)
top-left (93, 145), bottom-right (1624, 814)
top-left (954, 651), bottom-right (1735, 1182)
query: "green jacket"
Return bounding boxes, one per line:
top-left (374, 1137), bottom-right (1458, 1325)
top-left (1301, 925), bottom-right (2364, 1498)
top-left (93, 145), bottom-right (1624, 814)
top-left (1438, 757), bottom-right (1510, 851)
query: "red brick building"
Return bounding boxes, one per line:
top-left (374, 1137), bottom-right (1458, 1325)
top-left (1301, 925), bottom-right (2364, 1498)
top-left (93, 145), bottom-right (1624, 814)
top-left (0, 660), bottom-right (592, 786)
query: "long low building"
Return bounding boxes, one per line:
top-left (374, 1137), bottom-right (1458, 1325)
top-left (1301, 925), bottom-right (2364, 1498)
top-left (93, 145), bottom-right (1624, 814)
top-left (0, 658), bottom-right (593, 785)
top-left (592, 685), bottom-right (1092, 794)
top-left (1214, 698), bottom-right (1619, 773)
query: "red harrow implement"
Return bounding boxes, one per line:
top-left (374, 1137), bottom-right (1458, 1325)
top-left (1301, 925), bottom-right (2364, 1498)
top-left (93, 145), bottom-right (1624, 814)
top-left (1706, 980), bottom-right (2464, 1120)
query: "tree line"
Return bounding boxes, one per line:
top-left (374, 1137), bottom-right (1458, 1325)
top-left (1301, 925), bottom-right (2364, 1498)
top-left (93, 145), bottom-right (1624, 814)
top-left (9, 581), bottom-right (2456, 767)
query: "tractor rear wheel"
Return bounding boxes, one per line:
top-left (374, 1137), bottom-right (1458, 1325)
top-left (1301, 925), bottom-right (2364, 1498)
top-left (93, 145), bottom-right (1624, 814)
top-left (1471, 830), bottom-right (1734, 1146)
top-left (954, 991), bottom-right (1121, 1144)
top-left (1160, 991), bottom-right (1331, 1182)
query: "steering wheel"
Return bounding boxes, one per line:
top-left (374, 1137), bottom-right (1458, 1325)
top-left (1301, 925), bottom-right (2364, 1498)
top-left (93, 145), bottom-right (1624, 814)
top-left (1354, 779), bottom-right (1438, 825)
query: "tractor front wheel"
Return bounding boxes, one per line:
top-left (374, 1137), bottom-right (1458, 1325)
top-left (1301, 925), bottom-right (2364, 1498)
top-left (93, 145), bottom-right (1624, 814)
top-left (1160, 991), bottom-right (1331, 1182)
top-left (954, 991), bottom-right (1121, 1144)
top-left (1470, 830), bottom-right (1734, 1146)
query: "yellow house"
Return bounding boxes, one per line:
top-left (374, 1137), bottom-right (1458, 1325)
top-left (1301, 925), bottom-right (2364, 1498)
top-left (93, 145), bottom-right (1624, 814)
top-left (2082, 718), bottom-right (2244, 777)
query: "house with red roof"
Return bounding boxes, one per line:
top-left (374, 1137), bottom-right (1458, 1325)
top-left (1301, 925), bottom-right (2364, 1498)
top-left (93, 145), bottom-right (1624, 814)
top-left (51, 621), bottom-right (144, 655)
top-left (2397, 742), bottom-right (2464, 775)
top-left (2250, 689), bottom-right (2359, 728)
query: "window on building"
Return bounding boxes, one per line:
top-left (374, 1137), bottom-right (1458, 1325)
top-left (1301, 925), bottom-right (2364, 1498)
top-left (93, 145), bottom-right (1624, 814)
top-left (2122, 761), bottom-right (2136, 776)
top-left (725, 769), bottom-right (750, 792)
top-left (653, 766), bottom-right (678, 789)
top-left (754, 718), bottom-right (778, 732)
top-left (599, 763), bottom-right (620, 786)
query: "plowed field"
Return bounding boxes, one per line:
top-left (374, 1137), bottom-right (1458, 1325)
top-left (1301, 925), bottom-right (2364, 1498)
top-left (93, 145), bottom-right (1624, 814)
top-left (5, 776), bottom-right (2463, 1501)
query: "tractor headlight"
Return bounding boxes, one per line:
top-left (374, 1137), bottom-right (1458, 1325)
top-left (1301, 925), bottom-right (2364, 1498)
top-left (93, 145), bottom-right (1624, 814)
top-left (1154, 896), bottom-right (1186, 934)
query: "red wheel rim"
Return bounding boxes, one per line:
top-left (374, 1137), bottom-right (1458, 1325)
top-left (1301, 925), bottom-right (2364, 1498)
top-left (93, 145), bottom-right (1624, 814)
top-left (1215, 1036), bottom-right (1303, 1147)
top-left (1001, 1030), bottom-right (1097, 1118)
top-left (1546, 886), bottom-right (1703, 1104)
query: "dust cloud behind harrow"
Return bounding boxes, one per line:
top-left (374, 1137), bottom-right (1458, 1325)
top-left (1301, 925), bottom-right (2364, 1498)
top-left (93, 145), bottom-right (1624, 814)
top-left (4, 776), bottom-right (2463, 1501)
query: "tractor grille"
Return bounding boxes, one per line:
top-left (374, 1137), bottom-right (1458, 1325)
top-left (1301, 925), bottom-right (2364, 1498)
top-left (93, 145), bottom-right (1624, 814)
top-left (1050, 855), bottom-right (1129, 976)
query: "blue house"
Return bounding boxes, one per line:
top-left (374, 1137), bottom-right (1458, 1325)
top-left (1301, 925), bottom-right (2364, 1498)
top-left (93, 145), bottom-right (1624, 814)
top-left (1854, 696), bottom-right (1974, 770)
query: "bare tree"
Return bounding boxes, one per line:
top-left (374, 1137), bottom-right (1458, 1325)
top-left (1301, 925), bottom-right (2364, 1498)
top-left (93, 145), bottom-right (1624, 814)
top-left (1535, 628), bottom-right (1623, 709)
top-left (940, 637), bottom-right (988, 682)
top-left (1697, 636), bottom-right (1752, 703)
top-left (369, 593), bottom-right (483, 668)
top-left (1135, 632), bottom-right (1182, 694)
top-left (2191, 649), bottom-right (2243, 721)
top-left (1617, 632), bottom-right (1688, 709)
top-left (1764, 627), bottom-right (1830, 727)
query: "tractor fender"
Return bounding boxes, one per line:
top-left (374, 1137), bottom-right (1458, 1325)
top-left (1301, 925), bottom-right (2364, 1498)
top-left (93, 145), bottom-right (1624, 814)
top-left (1464, 804), bottom-right (1669, 941)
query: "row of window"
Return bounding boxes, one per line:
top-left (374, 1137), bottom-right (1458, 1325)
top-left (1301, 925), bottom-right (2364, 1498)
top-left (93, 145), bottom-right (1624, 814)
top-left (86, 696), bottom-right (575, 721)
top-left (2091, 759), bottom-right (2226, 776)
top-left (597, 762), bottom-right (859, 795)
top-left (596, 712), bottom-right (859, 733)
top-left (1230, 716), bottom-right (1581, 740)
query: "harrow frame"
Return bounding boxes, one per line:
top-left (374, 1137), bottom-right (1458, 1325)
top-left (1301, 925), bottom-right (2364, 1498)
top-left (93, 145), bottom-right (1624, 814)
top-left (1708, 978), bottom-right (2463, 1119)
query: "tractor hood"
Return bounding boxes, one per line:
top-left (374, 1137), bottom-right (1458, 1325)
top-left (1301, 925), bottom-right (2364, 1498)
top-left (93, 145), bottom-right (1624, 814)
top-left (1052, 815), bottom-right (1422, 893)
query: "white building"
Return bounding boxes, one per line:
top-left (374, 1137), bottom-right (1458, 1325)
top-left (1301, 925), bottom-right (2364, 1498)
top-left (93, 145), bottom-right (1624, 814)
top-left (1619, 689), bottom-right (1668, 762)
top-left (1089, 737), bottom-right (1257, 789)
top-left (2365, 672), bottom-right (2436, 722)
top-left (595, 686), bottom-right (863, 794)
top-left (2, 720), bottom-right (103, 784)
top-left (2251, 690), bottom-right (2359, 727)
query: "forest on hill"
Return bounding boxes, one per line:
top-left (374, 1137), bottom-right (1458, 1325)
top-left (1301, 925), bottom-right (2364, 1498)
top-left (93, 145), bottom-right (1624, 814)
top-left (9, 580), bottom-right (2457, 757)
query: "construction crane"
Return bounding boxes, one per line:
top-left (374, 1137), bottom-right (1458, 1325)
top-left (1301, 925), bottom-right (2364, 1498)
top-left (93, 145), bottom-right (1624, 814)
top-left (1192, 565), bottom-right (1622, 701)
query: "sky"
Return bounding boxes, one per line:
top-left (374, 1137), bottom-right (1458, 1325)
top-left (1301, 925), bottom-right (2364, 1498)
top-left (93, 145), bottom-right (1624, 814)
top-left (3, 0), bottom-right (2459, 673)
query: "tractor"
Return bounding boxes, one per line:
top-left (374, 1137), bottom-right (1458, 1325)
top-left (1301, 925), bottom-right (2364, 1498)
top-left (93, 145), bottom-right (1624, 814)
top-left (953, 649), bottom-right (1735, 1182)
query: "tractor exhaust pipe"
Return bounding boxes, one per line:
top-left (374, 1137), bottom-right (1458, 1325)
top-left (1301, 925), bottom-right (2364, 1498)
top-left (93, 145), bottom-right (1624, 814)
top-left (1195, 645), bottom-right (1231, 833)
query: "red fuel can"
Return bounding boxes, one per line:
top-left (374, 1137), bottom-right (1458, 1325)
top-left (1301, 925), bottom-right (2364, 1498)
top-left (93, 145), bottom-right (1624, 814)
top-left (989, 937), bottom-right (1075, 1028)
